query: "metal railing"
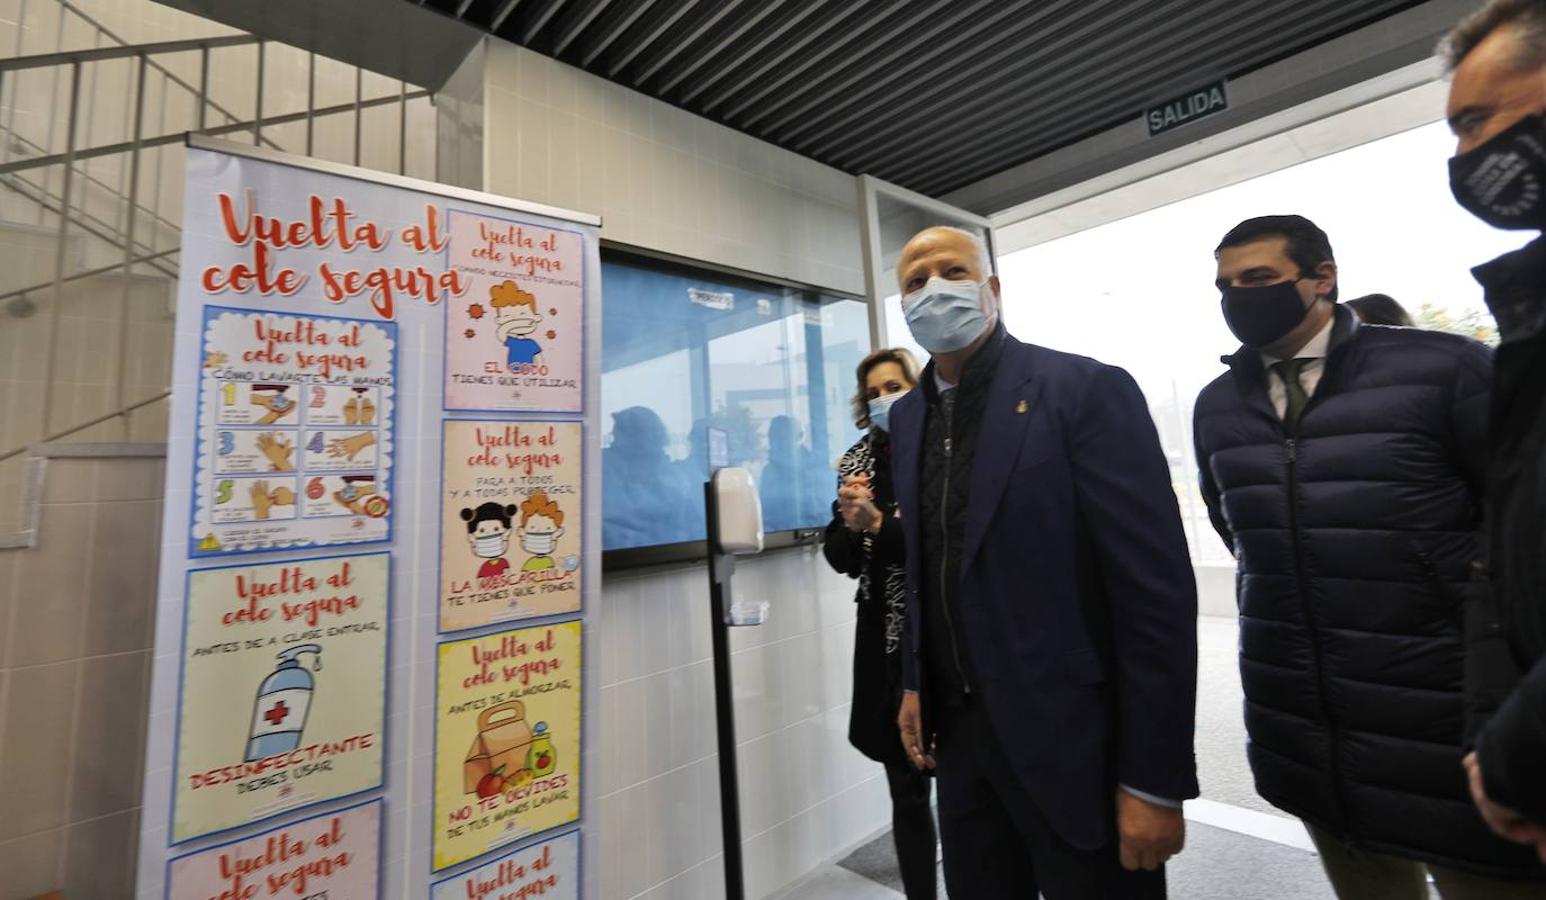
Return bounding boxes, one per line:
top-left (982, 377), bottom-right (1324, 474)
top-left (0, 0), bottom-right (433, 463)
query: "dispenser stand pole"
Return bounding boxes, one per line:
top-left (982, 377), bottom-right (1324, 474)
top-left (705, 481), bottom-right (746, 900)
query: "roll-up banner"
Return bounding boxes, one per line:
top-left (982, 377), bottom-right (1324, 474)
top-left (139, 135), bottom-right (600, 899)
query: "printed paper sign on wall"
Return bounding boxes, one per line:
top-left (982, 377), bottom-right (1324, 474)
top-left (166, 799), bottom-right (382, 899)
top-left (440, 420), bottom-right (582, 633)
top-left (433, 622), bottom-right (581, 871)
top-left (192, 306), bottom-right (397, 557)
top-left (443, 211), bottom-right (583, 413)
top-left (430, 830), bottom-right (578, 900)
top-left (173, 552), bottom-right (388, 843)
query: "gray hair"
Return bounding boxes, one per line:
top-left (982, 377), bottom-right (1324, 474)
top-left (1441, 0), bottom-right (1546, 72)
top-left (931, 225), bottom-right (995, 278)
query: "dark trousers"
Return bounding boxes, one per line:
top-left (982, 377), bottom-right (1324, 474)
top-left (934, 698), bottom-right (1166, 899)
top-left (885, 761), bottom-right (938, 900)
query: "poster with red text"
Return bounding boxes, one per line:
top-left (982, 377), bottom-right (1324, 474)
top-left (166, 799), bottom-right (382, 899)
top-left (443, 210), bottom-right (583, 413)
top-left (192, 305), bottom-right (397, 557)
top-left (430, 830), bottom-right (578, 900)
top-left (439, 420), bottom-right (582, 633)
top-left (172, 552), bottom-right (388, 844)
top-left (433, 623), bottom-right (581, 871)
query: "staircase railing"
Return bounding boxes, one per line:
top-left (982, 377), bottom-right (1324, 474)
top-left (0, 18), bottom-right (432, 460)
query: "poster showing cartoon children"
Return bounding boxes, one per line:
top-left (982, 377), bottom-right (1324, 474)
top-left (166, 799), bottom-right (382, 899)
top-left (173, 552), bottom-right (388, 844)
top-left (433, 623), bottom-right (581, 872)
top-left (193, 306), bottom-right (396, 557)
top-left (430, 829), bottom-right (578, 900)
top-left (440, 420), bottom-right (582, 633)
top-left (443, 210), bottom-right (583, 413)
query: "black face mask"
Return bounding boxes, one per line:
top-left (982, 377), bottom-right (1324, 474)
top-left (1450, 113), bottom-right (1546, 231)
top-left (1221, 279), bottom-right (1312, 349)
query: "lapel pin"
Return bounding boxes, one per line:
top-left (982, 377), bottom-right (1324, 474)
top-left (1015, 399), bottom-right (1028, 414)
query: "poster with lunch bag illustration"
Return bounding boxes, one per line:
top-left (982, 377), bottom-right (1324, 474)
top-left (139, 138), bottom-right (600, 898)
top-left (433, 621), bottom-right (582, 871)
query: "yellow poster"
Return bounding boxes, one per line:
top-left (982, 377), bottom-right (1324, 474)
top-left (433, 622), bottom-right (581, 871)
top-left (173, 552), bottom-right (388, 844)
top-left (439, 421), bottom-right (583, 633)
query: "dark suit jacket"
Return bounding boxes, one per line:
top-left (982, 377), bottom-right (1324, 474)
top-left (892, 333), bottom-right (1200, 848)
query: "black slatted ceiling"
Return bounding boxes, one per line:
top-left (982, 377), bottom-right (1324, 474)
top-left (413, 0), bottom-right (1427, 197)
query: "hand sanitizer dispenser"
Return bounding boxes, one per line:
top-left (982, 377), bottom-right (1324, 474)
top-left (711, 467), bottom-right (763, 555)
top-left (246, 644), bottom-right (322, 761)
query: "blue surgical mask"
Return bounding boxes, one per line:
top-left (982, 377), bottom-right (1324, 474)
top-left (903, 277), bottom-right (991, 353)
top-left (867, 391), bottom-right (908, 433)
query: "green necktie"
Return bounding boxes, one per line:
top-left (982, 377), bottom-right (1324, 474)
top-left (1273, 359), bottom-right (1309, 433)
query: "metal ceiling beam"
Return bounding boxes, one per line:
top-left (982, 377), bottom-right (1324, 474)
top-left (894, 0), bottom-right (1370, 193)
top-left (725, 0), bottom-right (946, 127)
top-left (770, 0), bottom-right (1051, 144)
top-left (580, 0), bottom-right (660, 67)
top-left (901, 0), bottom-right (1382, 192)
top-left (629, 0), bottom-right (746, 87)
top-left (455, 0), bottom-right (475, 19)
top-left (676, 0), bottom-right (828, 106)
top-left (605, 0), bottom-right (698, 77)
top-left (490, 0), bottom-right (524, 33)
top-left (551, 0), bottom-right (615, 57)
top-left (694, 0), bottom-right (871, 114)
top-left (522, 0), bottom-right (571, 44)
top-left (654, 0), bottom-right (787, 98)
top-left (830, 0), bottom-right (1216, 171)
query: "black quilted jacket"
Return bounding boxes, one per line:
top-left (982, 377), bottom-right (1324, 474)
top-left (1194, 305), bottom-right (1539, 877)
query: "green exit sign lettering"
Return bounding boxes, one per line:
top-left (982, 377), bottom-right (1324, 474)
top-left (1146, 80), bottom-right (1228, 136)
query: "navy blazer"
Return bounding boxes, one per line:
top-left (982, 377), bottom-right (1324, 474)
top-left (891, 333), bottom-right (1200, 848)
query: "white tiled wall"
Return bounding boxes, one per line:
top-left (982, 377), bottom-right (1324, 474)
top-left (451, 35), bottom-right (887, 899)
top-left (477, 39), bottom-right (866, 298)
top-left (597, 548), bottom-right (892, 900)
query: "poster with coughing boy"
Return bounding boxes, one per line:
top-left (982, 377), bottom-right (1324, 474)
top-left (439, 420), bottom-right (583, 633)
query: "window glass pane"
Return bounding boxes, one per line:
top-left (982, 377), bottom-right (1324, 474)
top-left (997, 120), bottom-right (1519, 564)
top-left (600, 251), bottom-right (868, 551)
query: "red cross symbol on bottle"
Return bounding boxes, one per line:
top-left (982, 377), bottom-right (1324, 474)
top-left (264, 700), bottom-right (290, 726)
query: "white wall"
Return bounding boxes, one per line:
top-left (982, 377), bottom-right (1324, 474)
top-left (479, 39), bottom-right (865, 298)
top-left (597, 550), bottom-right (889, 900)
top-left (453, 35), bottom-right (886, 900)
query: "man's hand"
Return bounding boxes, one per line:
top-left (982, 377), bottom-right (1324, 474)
top-left (1464, 752), bottom-right (1546, 863)
top-left (1117, 789), bottom-right (1185, 871)
top-left (897, 691), bottom-right (935, 770)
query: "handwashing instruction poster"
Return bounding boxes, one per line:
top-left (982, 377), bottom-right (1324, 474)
top-left (439, 420), bottom-right (583, 632)
top-left (172, 552), bottom-right (388, 843)
top-left (191, 306), bottom-right (397, 557)
top-left (443, 211), bottom-right (584, 413)
top-left (430, 829), bottom-right (579, 900)
top-left (433, 622), bottom-right (582, 871)
top-left (166, 799), bottom-right (382, 899)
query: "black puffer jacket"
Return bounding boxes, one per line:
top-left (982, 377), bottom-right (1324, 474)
top-left (1471, 236), bottom-right (1546, 822)
top-left (1194, 306), bottom-right (1539, 876)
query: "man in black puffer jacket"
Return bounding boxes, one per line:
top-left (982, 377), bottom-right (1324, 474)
top-left (1193, 215), bottom-right (1544, 898)
top-left (1442, 0), bottom-right (1546, 865)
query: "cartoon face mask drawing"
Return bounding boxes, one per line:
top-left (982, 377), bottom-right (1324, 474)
top-left (519, 514), bottom-right (564, 556)
top-left (462, 502), bottom-right (518, 560)
top-left (517, 492), bottom-right (566, 568)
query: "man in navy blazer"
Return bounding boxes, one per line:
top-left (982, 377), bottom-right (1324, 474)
top-left (890, 226), bottom-right (1199, 898)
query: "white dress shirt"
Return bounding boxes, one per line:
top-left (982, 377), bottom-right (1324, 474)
top-left (1261, 315), bottom-right (1336, 419)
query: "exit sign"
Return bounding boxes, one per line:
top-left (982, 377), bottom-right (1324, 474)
top-left (1146, 80), bottom-right (1228, 136)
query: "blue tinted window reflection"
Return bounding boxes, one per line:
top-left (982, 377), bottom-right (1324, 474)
top-left (600, 252), bottom-right (868, 551)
